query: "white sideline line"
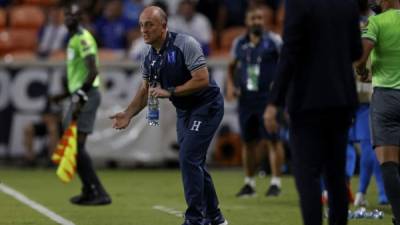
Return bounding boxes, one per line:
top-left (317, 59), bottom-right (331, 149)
top-left (152, 205), bottom-right (183, 218)
top-left (0, 183), bottom-right (75, 225)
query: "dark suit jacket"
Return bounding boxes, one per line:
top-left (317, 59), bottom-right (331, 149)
top-left (269, 0), bottom-right (362, 115)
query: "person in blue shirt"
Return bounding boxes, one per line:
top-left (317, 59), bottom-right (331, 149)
top-left (226, 6), bottom-right (285, 198)
top-left (110, 6), bottom-right (227, 225)
top-left (122, 0), bottom-right (144, 26)
top-left (94, 0), bottom-right (137, 50)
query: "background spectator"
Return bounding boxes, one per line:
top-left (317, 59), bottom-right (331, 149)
top-left (168, 0), bottom-right (212, 55)
top-left (94, 0), bottom-right (137, 50)
top-left (123, 0), bottom-right (145, 26)
top-left (37, 6), bottom-right (68, 58)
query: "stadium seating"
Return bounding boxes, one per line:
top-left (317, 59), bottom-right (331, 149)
top-left (0, 29), bottom-right (38, 55)
top-left (9, 5), bottom-right (45, 29)
top-left (211, 26), bottom-right (246, 57)
top-left (5, 50), bottom-right (36, 60)
top-left (99, 49), bottom-right (125, 62)
top-left (214, 130), bottom-right (242, 166)
top-left (21, 0), bottom-right (57, 7)
top-left (49, 50), bottom-right (65, 60)
top-left (0, 9), bottom-right (6, 30)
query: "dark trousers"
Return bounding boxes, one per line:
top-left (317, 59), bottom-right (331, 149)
top-left (290, 109), bottom-right (353, 225)
top-left (177, 96), bottom-right (224, 225)
top-left (76, 136), bottom-right (103, 191)
top-left (64, 88), bottom-right (104, 192)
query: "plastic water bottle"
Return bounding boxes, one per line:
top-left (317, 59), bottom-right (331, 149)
top-left (147, 95), bottom-right (159, 126)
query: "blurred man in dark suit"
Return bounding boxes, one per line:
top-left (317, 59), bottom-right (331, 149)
top-left (263, 0), bottom-right (362, 224)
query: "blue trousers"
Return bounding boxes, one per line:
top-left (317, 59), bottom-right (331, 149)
top-left (347, 104), bottom-right (387, 202)
top-left (176, 95), bottom-right (224, 225)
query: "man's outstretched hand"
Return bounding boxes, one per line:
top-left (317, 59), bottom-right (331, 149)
top-left (110, 111), bottom-right (131, 130)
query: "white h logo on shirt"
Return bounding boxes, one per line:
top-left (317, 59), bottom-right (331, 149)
top-left (190, 121), bottom-right (202, 132)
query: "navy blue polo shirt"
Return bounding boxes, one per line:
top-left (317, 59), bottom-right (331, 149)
top-left (231, 32), bottom-right (281, 109)
top-left (142, 32), bottom-right (220, 110)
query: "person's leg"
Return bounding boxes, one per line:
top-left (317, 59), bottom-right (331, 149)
top-left (75, 133), bottom-right (101, 189)
top-left (346, 144), bottom-right (356, 180)
top-left (259, 109), bottom-right (285, 196)
top-left (358, 104), bottom-right (387, 203)
top-left (369, 144), bottom-right (388, 204)
top-left (180, 100), bottom-right (226, 225)
top-left (358, 140), bottom-right (373, 193)
top-left (70, 132), bottom-right (110, 205)
top-left (235, 141), bottom-right (258, 197)
top-left (290, 123), bottom-right (324, 225)
top-left (181, 150), bottom-right (225, 225)
top-left (265, 140), bottom-right (284, 196)
top-left (376, 146), bottom-right (400, 223)
top-left (344, 143), bottom-right (356, 204)
top-left (203, 105), bottom-right (226, 225)
top-left (370, 88), bottom-right (400, 222)
top-left (353, 139), bottom-right (373, 206)
top-left (23, 122), bottom-right (48, 166)
top-left (179, 132), bottom-right (208, 225)
top-left (70, 88), bottom-right (110, 205)
top-left (242, 142), bottom-right (258, 180)
top-left (23, 123), bottom-right (35, 164)
top-left (237, 111), bottom-right (259, 197)
top-left (44, 114), bottom-right (60, 159)
top-left (324, 123), bottom-right (349, 225)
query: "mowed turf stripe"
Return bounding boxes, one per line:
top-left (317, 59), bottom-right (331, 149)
top-left (153, 205), bottom-right (183, 218)
top-left (0, 183), bottom-right (76, 225)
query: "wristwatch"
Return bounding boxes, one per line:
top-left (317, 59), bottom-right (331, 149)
top-left (167, 87), bottom-right (176, 96)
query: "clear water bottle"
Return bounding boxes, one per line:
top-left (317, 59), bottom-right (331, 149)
top-left (147, 95), bottom-right (160, 126)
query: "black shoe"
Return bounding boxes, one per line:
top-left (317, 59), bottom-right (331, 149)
top-left (236, 184), bottom-right (256, 197)
top-left (70, 185), bottom-right (111, 206)
top-left (266, 185), bottom-right (281, 197)
top-left (209, 216), bottom-right (228, 225)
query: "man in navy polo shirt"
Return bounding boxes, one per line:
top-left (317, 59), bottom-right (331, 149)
top-left (226, 6), bottom-right (285, 198)
top-left (110, 6), bottom-right (227, 225)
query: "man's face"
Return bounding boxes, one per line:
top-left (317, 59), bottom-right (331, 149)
top-left (246, 9), bottom-right (264, 35)
top-left (179, 2), bottom-right (194, 20)
top-left (104, 0), bottom-right (122, 20)
top-left (64, 4), bottom-right (79, 30)
top-left (246, 10), bottom-right (264, 28)
top-left (139, 12), bottom-right (165, 45)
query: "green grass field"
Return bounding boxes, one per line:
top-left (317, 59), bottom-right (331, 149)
top-left (0, 168), bottom-right (394, 225)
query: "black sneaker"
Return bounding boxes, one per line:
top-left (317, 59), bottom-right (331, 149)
top-left (266, 185), bottom-right (281, 197)
top-left (208, 214), bottom-right (228, 225)
top-left (236, 184), bottom-right (256, 197)
top-left (70, 186), bottom-right (111, 206)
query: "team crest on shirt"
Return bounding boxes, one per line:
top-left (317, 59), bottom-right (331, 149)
top-left (80, 39), bottom-right (91, 52)
top-left (81, 39), bottom-right (88, 46)
top-left (167, 51), bottom-right (176, 64)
